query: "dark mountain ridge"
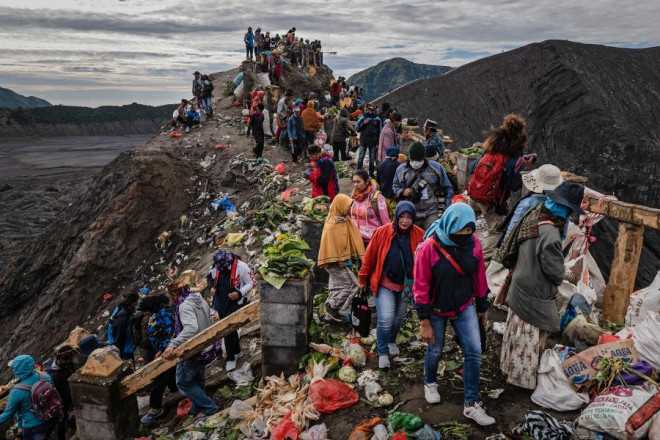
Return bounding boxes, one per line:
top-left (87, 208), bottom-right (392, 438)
top-left (377, 40), bottom-right (660, 286)
top-left (0, 86), bottom-right (52, 109)
top-left (347, 57), bottom-right (452, 101)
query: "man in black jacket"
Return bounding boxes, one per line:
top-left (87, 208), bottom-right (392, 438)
top-left (250, 104), bottom-right (265, 158)
top-left (46, 346), bottom-right (77, 440)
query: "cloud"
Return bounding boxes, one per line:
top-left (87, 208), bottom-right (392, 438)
top-left (0, 0), bottom-right (657, 106)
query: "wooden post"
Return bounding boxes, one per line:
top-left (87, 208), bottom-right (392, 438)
top-left (118, 300), bottom-right (260, 398)
top-left (602, 223), bottom-right (645, 324)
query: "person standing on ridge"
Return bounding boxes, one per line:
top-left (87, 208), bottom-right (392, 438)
top-left (192, 71), bottom-right (203, 109)
top-left (392, 142), bottom-right (453, 230)
top-left (254, 28), bottom-right (264, 58)
top-left (244, 27), bottom-right (255, 60)
top-left (355, 103), bottom-right (382, 178)
top-left (201, 75), bottom-right (214, 118)
top-left (249, 103), bottom-right (266, 158)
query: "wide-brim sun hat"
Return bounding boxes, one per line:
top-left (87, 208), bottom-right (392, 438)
top-left (522, 164), bottom-right (563, 193)
top-left (544, 182), bottom-right (586, 215)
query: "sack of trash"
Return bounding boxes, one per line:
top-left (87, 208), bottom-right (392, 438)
top-left (531, 349), bottom-right (590, 411)
top-left (631, 311), bottom-right (660, 370)
top-left (625, 271), bottom-right (660, 327)
top-left (577, 386), bottom-right (656, 440)
top-left (561, 339), bottom-right (640, 388)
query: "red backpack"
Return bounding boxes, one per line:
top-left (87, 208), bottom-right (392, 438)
top-left (467, 152), bottom-right (509, 205)
top-left (14, 372), bottom-right (63, 421)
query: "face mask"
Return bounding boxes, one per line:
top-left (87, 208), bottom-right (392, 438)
top-left (449, 233), bottom-right (473, 245)
top-left (410, 160), bottom-right (424, 170)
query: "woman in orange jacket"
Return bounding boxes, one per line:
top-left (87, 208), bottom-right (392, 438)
top-left (358, 201), bottom-right (425, 369)
top-left (301, 100), bottom-right (322, 147)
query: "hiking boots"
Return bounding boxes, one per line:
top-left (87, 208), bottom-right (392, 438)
top-left (424, 383), bottom-right (441, 404)
top-left (463, 402), bottom-right (496, 426)
top-left (325, 305), bottom-right (343, 322)
top-left (378, 355), bottom-right (390, 369)
top-left (388, 343), bottom-right (400, 356)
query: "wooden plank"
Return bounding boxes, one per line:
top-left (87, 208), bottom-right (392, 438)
top-left (602, 224), bottom-right (645, 324)
top-left (118, 300), bottom-right (260, 398)
top-left (586, 197), bottom-right (660, 230)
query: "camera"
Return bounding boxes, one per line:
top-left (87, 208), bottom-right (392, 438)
top-left (523, 153), bottom-right (538, 163)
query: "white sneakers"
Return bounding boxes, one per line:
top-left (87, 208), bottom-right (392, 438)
top-left (463, 402), bottom-right (496, 426)
top-left (424, 383), bottom-right (441, 403)
top-left (388, 343), bottom-right (400, 356)
top-left (225, 352), bottom-right (243, 372)
top-left (378, 355), bottom-right (390, 369)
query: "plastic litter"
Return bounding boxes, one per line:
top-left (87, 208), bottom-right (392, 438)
top-left (309, 378), bottom-right (359, 414)
top-left (413, 424), bottom-right (443, 440)
top-left (356, 370), bottom-right (379, 388)
top-left (299, 423), bottom-right (328, 440)
top-left (531, 349), bottom-right (590, 411)
top-left (513, 410), bottom-right (573, 440)
top-left (391, 433), bottom-right (407, 440)
top-left (364, 381), bottom-right (382, 401)
top-left (177, 398), bottom-right (192, 418)
top-left (371, 424), bottom-right (388, 440)
top-left (631, 311), bottom-right (660, 370)
top-left (169, 131), bottom-right (182, 138)
top-left (275, 162), bottom-right (286, 175)
top-left (224, 232), bottom-right (245, 247)
top-left (228, 362), bottom-right (253, 386)
top-left (211, 195), bottom-right (238, 215)
top-left (626, 272), bottom-right (660, 327)
top-left (271, 412), bottom-right (301, 440)
top-left (342, 340), bottom-right (366, 366)
top-left (387, 412), bottom-right (424, 433)
top-left (229, 399), bottom-right (254, 419)
top-left (348, 417), bottom-right (381, 440)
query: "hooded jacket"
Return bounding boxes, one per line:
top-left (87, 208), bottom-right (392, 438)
top-left (329, 109), bottom-right (356, 144)
top-left (0, 355), bottom-right (55, 429)
top-left (309, 153), bottom-right (339, 200)
top-left (168, 293), bottom-right (214, 350)
top-left (358, 202), bottom-right (425, 296)
top-left (302, 101), bottom-right (322, 132)
top-left (378, 119), bottom-right (398, 162)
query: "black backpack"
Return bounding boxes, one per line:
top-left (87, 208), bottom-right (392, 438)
top-left (351, 291), bottom-right (372, 337)
top-left (203, 81), bottom-right (214, 97)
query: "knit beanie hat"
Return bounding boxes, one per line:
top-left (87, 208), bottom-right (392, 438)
top-left (386, 147), bottom-right (399, 158)
top-left (408, 141), bottom-right (426, 160)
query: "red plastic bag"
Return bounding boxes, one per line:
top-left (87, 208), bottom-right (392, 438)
top-left (102, 293), bottom-right (113, 302)
top-left (275, 162), bottom-right (286, 175)
top-left (391, 433), bottom-right (407, 440)
top-left (310, 379), bottom-right (359, 414)
top-left (452, 193), bottom-right (468, 204)
top-left (177, 398), bottom-right (192, 418)
top-left (271, 412), bottom-right (300, 440)
top-left (598, 333), bottom-right (621, 344)
top-left (214, 143), bottom-right (234, 149)
top-left (169, 131), bottom-right (182, 138)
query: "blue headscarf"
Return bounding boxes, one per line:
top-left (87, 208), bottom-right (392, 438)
top-left (423, 203), bottom-right (476, 246)
top-left (544, 199), bottom-right (571, 219)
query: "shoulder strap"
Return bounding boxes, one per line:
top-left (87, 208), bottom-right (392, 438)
top-left (371, 191), bottom-right (383, 226)
top-left (428, 239), bottom-right (467, 276)
top-left (14, 383), bottom-right (31, 391)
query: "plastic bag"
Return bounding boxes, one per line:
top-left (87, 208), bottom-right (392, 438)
top-left (387, 412), bottom-right (423, 433)
top-left (626, 272), bottom-right (660, 327)
top-left (299, 423), bottom-right (328, 440)
top-left (391, 433), bottom-right (407, 440)
top-left (348, 417), bottom-right (381, 440)
top-left (211, 195), bottom-right (238, 215)
top-left (364, 381), bottom-right (382, 401)
top-left (342, 340), bottom-right (366, 366)
top-left (177, 398), bottom-right (192, 418)
top-left (632, 311), bottom-right (660, 370)
top-left (228, 362), bottom-right (253, 386)
top-left (413, 425), bottom-right (443, 440)
top-left (578, 387), bottom-right (655, 440)
top-left (275, 162), bottom-right (286, 175)
top-left (229, 399), bottom-right (254, 419)
top-left (271, 412), bottom-right (301, 440)
top-left (531, 349), bottom-right (590, 411)
top-left (371, 424), bottom-right (388, 440)
top-left (309, 378), bottom-right (359, 414)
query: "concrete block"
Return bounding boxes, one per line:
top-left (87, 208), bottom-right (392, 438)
top-left (260, 276), bottom-right (311, 304)
top-left (260, 303), bottom-right (308, 326)
top-left (262, 345), bottom-right (307, 371)
top-left (261, 323), bottom-right (308, 348)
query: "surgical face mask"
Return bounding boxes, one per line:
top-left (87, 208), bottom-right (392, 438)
top-left (409, 160), bottom-right (424, 170)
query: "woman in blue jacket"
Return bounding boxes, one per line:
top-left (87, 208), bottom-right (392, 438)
top-left (0, 355), bottom-right (56, 440)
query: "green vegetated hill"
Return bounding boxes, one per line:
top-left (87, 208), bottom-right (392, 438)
top-left (347, 57), bottom-right (452, 101)
top-left (0, 103), bottom-right (174, 136)
top-left (0, 86), bottom-right (52, 109)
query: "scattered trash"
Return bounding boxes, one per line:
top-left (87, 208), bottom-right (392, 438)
top-left (578, 387), bottom-right (655, 439)
top-left (274, 162), bottom-right (286, 175)
top-left (561, 339), bottom-right (640, 387)
top-left (228, 362), bottom-right (253, 386)
top-left (177, 398), bottom-right (192, 418)
top-left (214, 143), bottom-right (234, 149)
top-left (309, 361), bottom-right (359, 414)
top-left (371, 424), bottom-right (388, 440)
top-left (348, 417), bottom-right (381, 440)
top-left (631, 311), bottom-right (660, 370)
top-left (413, 424), bottom-right (443, 440)
top-left (356, 370), bottom-right (379, 388)
top-left (229, 399), bottom-right (254, 419)
top-left (342, 340), bottom-right (366, 366)
top-left (211, 195), bottom-right (238, 215)
top-left (102, 293), bottom-right (113, 302)
top-left (338, 365), bottom-right (356, 383)
top-left (492, 321), bottom-right (506, 335)
top-left (364, 381), bottom-right (383, 401)
top-left (224, 232), bottom-right (245, 247)
top-left (169, 131), bottom-right (182, 138)
top-left (299, 423), bottom-right (328, 440)
top-left (157, 230), bottom-right (170, 248)
top-left (310, 342), bottom-right (346, 359)
top-left (271, 412), bottom-right (301, 440)
top-left (388, 412), bottom-right (423, 433)
top-left (487, 388), bottom-right (505, 399)
top-left (531, 349), bottom-right (589, 411)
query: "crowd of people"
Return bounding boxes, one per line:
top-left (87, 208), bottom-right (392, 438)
top-left (169, 71), bottom-right (215, 134)
top-left (314, 111), bottom-right (586, 427)
top-left (244, 27), bottom-right (324, 69)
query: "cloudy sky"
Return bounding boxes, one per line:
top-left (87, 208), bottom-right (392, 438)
top-left (1, 0), bottom-right (658, 107)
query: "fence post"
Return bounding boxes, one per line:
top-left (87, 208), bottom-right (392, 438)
top-left (602, 222), bottom-right (645, 324)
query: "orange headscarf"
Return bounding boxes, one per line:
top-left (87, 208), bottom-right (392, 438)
top-left (317, 194), bottom-right (365, 268)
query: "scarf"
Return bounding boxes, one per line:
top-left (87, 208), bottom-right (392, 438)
top-left (423, 203), bottom-right (477, 246)
top-left (318, 194), bottom-right (365, 268)
top-left (172, 287), bottom-right (192, 336)
top-left (352, 182), bottom-right (374, 203)
top-left (499, 204), bottom-right (565, 268)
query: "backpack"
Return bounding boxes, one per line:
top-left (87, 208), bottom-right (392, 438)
top-left (202, 81), bottom-right (214, 97)
top-left (14, 372), bottom-right (63, 421)
top-left (467, 152), bottom-right (509, 205)
top-left (370, 191), bottom-right (392, 226)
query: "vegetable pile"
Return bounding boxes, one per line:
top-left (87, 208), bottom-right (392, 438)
top-left (300, 196), bottom-right (330, 223)
top-left (457, 146), bottom-right (484, 158)
top-left (258, 234), bottom-right (315, 289)
top-left (253, 201), bottom-right (298, 229)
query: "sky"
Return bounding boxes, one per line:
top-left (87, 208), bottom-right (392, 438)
top-left (1, 0), bottom-right (659, 107)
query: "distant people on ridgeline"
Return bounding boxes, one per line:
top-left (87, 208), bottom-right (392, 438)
top-left (244, 27), bottom-right (255, 60)
top-left (355, 103), bottom-right (382, 178)
top-left (466, 113), bottom-right (534, 260)
top-left (254, 28), bottom-right (264, 57)
top-left (393, 142), bottom-right (453, 230)
top-left (201, 75), bottom-right (214, 118)
top-left (192, 71), bottom-right (203, 109)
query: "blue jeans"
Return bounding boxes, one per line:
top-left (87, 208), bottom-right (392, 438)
top-left (357, 144), bottom-right (377, 176)
top-left (202, 97), bottom-right (212, 114)
top-left (176, 359), bottom-right (218, 416)
top-left (424, 304), bottom-right (482, 404)
top-left (23, 421), bottom-right (54, 440)
top-left (374, 286), bottom-right (408, 355)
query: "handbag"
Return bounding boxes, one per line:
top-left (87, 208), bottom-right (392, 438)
top-left (399, 251), bottom-right (414, 304)
top-left (351, 290), bottom-right (371, 337)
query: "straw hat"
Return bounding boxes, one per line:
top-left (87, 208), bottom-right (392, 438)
top-left (522, 164), bottom-right (563, 194)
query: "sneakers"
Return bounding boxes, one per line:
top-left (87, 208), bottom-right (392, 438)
top-left (226, 352), bottom-right (243, 372)
top-left (424, 383), bottom-right (441, 404)
top-left (140, 408), bottom-right (164, 424)
top-left (388, 343), bottom-right (400, 356)
top-left (378, 355), bottom-right (390, 369)
top-left (325, 305), bottom-right (343, 322)
top-left (463, 402), bottom-right (496, 426)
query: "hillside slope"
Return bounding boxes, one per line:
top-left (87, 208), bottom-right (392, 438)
top-left (0, 86), bottom-right (52, 109)
top-left (377, 40), bottom-right (660, 285)
top-left (348, 57), bottom-right (451, 101)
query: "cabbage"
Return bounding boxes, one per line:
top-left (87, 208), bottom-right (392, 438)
top-left (338, 366), bottom-right (356, 383)
top-left (377, 393), bottom-right (394, 406)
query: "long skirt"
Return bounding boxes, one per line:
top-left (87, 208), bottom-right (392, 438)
top-left (325, 265), bottom-right (358, 314)
top-left (500, 308), bottom-right (547, 389)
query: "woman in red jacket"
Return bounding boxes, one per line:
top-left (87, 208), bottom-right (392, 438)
top-left (358, 201), bottom-right (424, 369)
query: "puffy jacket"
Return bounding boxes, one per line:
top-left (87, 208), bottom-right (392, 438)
top-left (350, 189), bottom-right (391, 243)
top-left (413, 236), bottom-right (489, 319)
top-left (0, 355), bottom-right (55, 429)
top-left (329, 113), bottom-right (356, 144)
top-left (287, 115), bottom-right (304, 142)
top-left (108, 304), bottom-right (136, 359)
top-left (358, 223), bottom-right (425, 296)
top-left (207, 259), bottom-right (255, 315)
top-left (244, 32), bottom-right (255, 47)
top-left (392, 161), bottom-right (453, 219)
top-left (147, 307), bottom-right (175, 353)
top-left (302, 102), bottom-right (321, 132)
top-left (355, 114), bottom-right (382, 146)
top-left (169, 293), bottom-right (213, 349)
top-left (309, 153), bottom-right (339, 201)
